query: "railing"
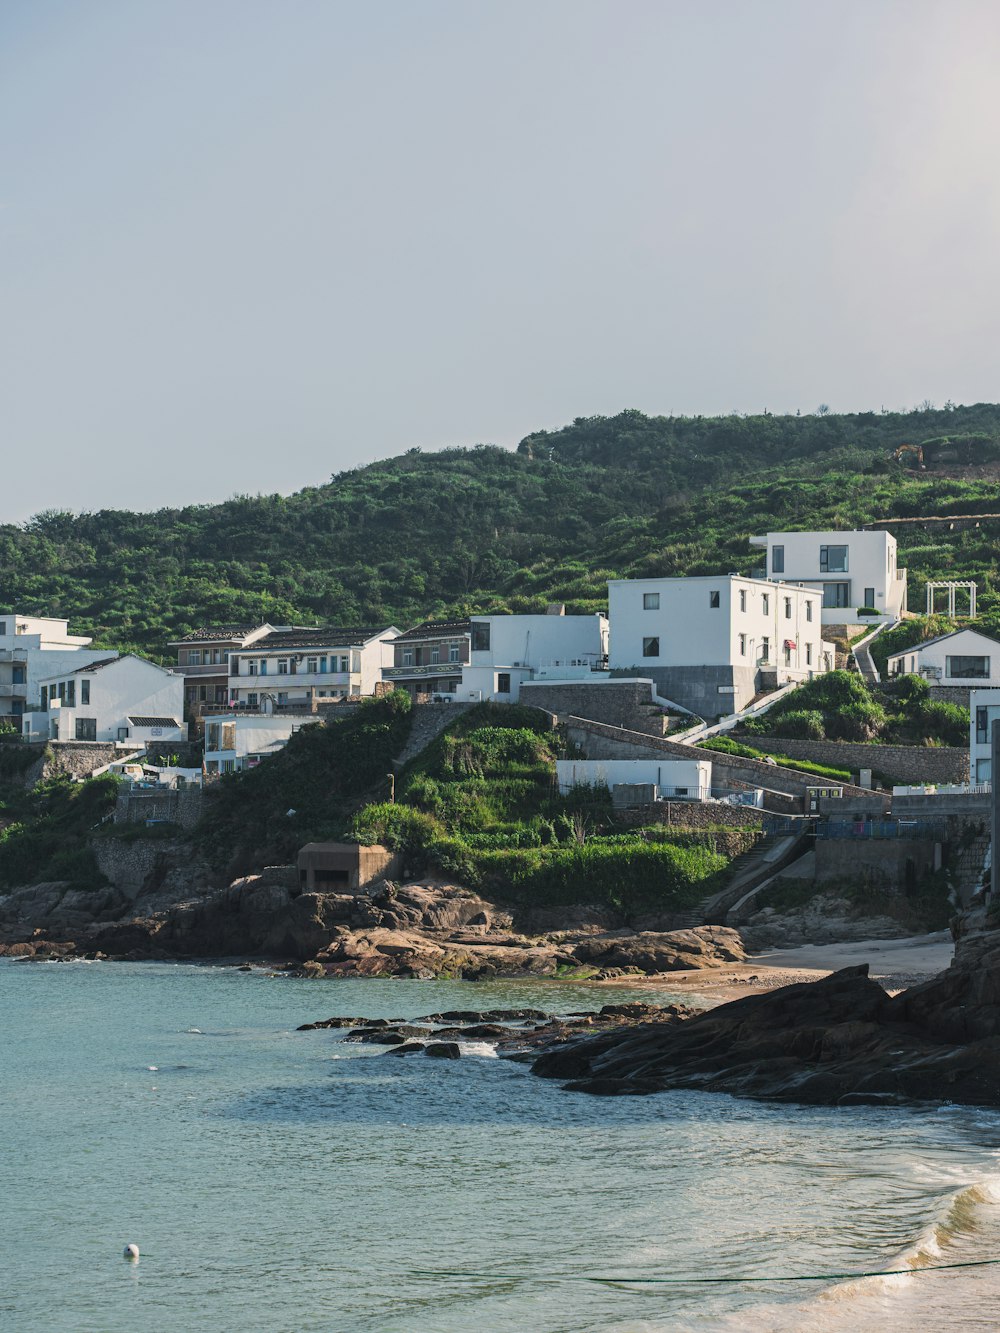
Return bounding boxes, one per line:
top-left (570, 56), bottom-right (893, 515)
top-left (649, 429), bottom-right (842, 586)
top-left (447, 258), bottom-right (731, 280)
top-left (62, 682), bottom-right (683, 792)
top-left (816, 819), bottom-right (946, 840)
top-left (383, 664), bottom-right (462, 678)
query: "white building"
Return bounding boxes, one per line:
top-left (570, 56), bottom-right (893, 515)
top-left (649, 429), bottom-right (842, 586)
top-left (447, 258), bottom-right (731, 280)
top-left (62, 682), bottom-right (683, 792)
top-left (228, 625), bottom-right (401, 709)
top-left (204, 713), bottom-right (319, 774)
top-left (607, 575), bottom-right (831, 716)
top-left (970, 688), bottom-right (1000, 784)
top-left (555, 757), bottom-right (712, 801)
top-left (458, 609), bottom-right (608, 702)
top-left (749, 529), bottom-right (907, 624)
top-left (0, 611), bottom-right (116, 724)
top-left (23, 655), bottom-right (185, 744)
top-left (887, 628), bottom-right (1000, 687)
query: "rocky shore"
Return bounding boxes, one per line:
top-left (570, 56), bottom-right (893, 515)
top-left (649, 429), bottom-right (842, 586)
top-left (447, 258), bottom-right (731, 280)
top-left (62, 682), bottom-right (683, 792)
top-left (0, 875), bottom-right (748, 980)
top-left (530, 927), bottom-right (1000, 1107)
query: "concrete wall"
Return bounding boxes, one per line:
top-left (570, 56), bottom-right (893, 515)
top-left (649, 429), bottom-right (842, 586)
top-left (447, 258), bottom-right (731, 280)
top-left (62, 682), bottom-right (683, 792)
top-left (749, 737), bottom-right (970, 785)
top-left (92, 835), bottom-right (190, 896)
top-left (114, 787), bottom-right (203, 830)
top-left (813, 837), bottom-right (940, 888)
top-left (555, 757), bottom-right (711, 799)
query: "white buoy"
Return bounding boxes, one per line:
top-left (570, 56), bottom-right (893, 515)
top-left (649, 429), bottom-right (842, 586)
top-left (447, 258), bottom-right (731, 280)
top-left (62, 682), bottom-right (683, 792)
top-left (124, 1244), bottom-right (139, 1261)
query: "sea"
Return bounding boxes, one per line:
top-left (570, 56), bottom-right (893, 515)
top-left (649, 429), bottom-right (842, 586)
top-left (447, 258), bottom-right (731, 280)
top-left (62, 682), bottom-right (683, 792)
top-left (4, 959), bottom-right (1000, 1333)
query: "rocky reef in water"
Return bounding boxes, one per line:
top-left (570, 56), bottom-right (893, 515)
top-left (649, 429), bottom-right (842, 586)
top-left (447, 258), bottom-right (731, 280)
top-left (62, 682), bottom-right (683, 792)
top-left (531, 929), bottom-right (1000, 1107)
top-left (0, 875), bottom-right (746, 980)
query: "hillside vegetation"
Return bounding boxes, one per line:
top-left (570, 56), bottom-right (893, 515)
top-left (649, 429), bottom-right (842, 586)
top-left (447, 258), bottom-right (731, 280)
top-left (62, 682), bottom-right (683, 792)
top-left (6, 403), bottom-right (1000, 652)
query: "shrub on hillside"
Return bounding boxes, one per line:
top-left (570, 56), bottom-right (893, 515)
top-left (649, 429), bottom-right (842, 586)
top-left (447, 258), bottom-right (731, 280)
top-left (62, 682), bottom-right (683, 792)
top-left (915, 699), bottom-right (970, 747)
top-left (827, 698), bottom-right (886, 742)
top-left (772, 709), bottom-right (825, 740)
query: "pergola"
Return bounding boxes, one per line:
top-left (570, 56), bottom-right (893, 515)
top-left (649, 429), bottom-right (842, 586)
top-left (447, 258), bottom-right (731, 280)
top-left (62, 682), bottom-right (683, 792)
top-left (925, 580), bottom-right (977, 618)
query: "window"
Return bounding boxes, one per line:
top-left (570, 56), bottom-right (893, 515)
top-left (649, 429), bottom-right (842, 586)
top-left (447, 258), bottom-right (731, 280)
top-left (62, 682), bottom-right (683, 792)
top-left (806, 643), bottom-right (813, 665)
top-left (75, 718), bottom-right (96, 741)
top-left (472, 622), bottom-right (491, 652)
top-left (977, 758), bottom-right (993, 783)
top-left (340, 655), bottom-right (350, 673)
top-left (946, 655), bottom-right (990, 679)
top-left (318, 657), bottom-right (328, 673)
top-left (57, 682), bottom-right (65, 701)
top-left (277, 659), bottom-right (289, 675)
top-left (81, 680), bottom-right (90, 705)
top-left (761, 636), bottom-right (771, 660)
top-left (739, 589), bottom-right (746, 612)
top-left (497, 673), bottom-right (511, 694)
top-left (185, 687), bottom-right (196, 703)
top-left (247, 693), bottom-right (258, 709)
top-left (41, 685), bottom-right (48, 708)
top-left (771, 544), bottom-right (784, 574)
top-left (259, 660), bottom-right (268, 676)
top-left (823, 583), bottom-right (850, 609)
top-left (762, 594), bottom-right (769, 615)
top-left (820, 545), bottom-right (848, 573)
top-left (784, 597), bottom-right (792, 618)
top-left (248, 660), bottom-right (257, 675)
top-left (402, 648), bottom-right (415, 668)
top-left (976, 706), bottom-right (990, 744)
top-left (11, 665), bottom-right (24, 685)
top-left (642, 636), bottom-right (660, 657)
top-left (783, 643), bottom-right (792, 666)
top-left (709, 590), bottom-right (720, 608)
top-left (805, 602), bottom-right (813, 622)
top-left (739, 633), bottom-right (746, 656)
top-left (864, 587), bottom-right (876, 609)
top-left (187, 649), bottom-right (202, 666)
top-left (449, 641), bottom-right (461, 662)
top-left (430, 647), bottom-right (441, 664)
top-left (277, 691), bottom-right (288, 705)
top-left (199, 685), bottom-right (207, 702)
top-left (643, 592), bottom-right (660, 610)
top-left (306, 657), bottom-right (318, 674)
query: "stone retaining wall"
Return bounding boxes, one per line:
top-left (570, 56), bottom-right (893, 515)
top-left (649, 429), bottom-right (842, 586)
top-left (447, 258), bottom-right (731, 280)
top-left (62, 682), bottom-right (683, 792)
top-left (565, 716), bottom-right (869, 805)
top-left (520, 680), bottom-right (669, 735)
top-left (749, 737), bottom-right (969, 785)
top-left (93, 836), bottom-right (189, 896)
top-left (611, 800), bottom-right (765, 830)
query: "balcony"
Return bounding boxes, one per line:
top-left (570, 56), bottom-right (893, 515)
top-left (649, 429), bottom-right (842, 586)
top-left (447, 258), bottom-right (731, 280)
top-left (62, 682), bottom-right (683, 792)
top-left (384, 664), bottom-right (461, 679)
top-left (177, 663), bottom-right (230, 677)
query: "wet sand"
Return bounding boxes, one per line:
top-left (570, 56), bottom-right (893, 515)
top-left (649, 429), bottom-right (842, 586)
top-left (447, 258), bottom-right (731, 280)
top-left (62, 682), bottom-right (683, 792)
top-left (601, 931), bottom-right (955, 1005)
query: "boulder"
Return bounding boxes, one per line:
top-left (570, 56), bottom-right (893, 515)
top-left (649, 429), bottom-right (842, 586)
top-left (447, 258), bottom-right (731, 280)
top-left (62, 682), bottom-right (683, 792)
top-left (425, 1042), bottom-right (461, 1059)
top-left (572, 925), bottom-right (745, 973)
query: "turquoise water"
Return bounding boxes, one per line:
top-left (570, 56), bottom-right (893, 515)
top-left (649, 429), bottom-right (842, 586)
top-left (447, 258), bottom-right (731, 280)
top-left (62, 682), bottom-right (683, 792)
top-left (4, 960), bottom-right (1000, 1332)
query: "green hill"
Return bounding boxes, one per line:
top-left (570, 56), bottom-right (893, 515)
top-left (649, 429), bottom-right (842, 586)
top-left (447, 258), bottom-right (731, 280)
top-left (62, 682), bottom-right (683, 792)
top-left (6, 402), bottom-right (1000, 652)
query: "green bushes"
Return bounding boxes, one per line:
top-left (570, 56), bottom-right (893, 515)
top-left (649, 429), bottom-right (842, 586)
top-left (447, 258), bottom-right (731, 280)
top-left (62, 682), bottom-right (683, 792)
top-left (0, 775), bottom-right (121, 890)
top-left (697, 736), bottom-right (763, 759)
top-left (772, 709), bottom-right (825, 740)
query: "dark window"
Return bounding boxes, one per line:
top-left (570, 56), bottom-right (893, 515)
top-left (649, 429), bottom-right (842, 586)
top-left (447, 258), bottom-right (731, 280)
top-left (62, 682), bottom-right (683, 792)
top-left (81, 680), bottom-right (90, 705)
top-left (75, 718), bottom-right (97, 741)
top-left (771, 544), bottom-right (784, 574)
top-left (784, 597), bottom-right (792, 618)
top-left (823, 582), bottom-right (850, 608)
top-left (497, 673), bottom-right (511, 694)
top-left (864, 587), bottom-right (876, 609)
top-left (642, 637), bottom-right (660, 657)
top-left (199, 686), bottom-right (207, 701)
top-left (471, 622), bottom-right (491, 652)
top-left (976, 707), bottom-right (989, 744)
top-left (11, 701), bottom-right (23, 717)
top-left (41, 685), bottom-right (48, 708)
top-left (709, 590), bottom-right (720, 608)
top-left (11, 665), bottom-right (24, 685)
top-left (643, 592), bottom-right (660, 610)
top-left (946, 655), bottom-right (989, 679)
top-left (820, 545), bottom-right (848, 573)
top-left (806, 602), bottom-right (813, 622)
top-left (66, 681), bottom-right (75, 707)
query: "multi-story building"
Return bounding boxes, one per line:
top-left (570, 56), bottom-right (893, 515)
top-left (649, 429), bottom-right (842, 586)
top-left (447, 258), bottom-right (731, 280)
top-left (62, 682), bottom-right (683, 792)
top-left (169, 624), bottom-right (273, 713)
top-left (607, 574), bottom-right (832, 715)
top-left (970, 688), bottom-right (1000, 784)
top-left (203, 712), bottom-right (318, 774)
top-left (460, 609), bottom-right (608, 701)
top-left (228, 625), bottom-right (400, 709)
top-left (381, 619), bottom-right (471, 699)
top-left (749, 529), bottom-right (907, 624)
top-left (0, 612), bottom-right (115, 726)
top-left (24, 655), bottom-right (185, 744)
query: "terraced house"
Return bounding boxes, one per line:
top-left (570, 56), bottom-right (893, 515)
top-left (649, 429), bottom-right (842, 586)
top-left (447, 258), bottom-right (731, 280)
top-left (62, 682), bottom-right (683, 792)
top-left (227, 625), bottom-right (400, 710)
top-left (381, 619), bottom-right (471, 699)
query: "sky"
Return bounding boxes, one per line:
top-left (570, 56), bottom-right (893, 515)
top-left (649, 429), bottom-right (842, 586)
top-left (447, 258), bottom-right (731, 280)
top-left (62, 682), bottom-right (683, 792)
top-left (2, 0), bottom-right (1000, 522)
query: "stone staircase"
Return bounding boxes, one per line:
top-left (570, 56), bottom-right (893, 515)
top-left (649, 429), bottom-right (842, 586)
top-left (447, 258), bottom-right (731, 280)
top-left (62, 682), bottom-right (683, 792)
top-left (675, 827), bottom-right (813, 928)
top-left (392, 702), bottom-right (474, 769)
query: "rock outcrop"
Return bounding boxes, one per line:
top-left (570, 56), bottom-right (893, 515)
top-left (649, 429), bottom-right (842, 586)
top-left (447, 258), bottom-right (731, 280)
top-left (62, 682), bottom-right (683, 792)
top-left (532, 935), bottom-right (1000, 1107)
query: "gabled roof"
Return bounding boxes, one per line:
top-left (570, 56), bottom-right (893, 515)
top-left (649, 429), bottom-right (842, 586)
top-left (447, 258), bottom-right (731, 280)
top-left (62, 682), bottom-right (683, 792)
top-left (72, 656), bottom-right (119, 674)
top-left (250, 625), bottom-right (399, 652)
top-left (394, 618), bottom-right (471, 642)
top-left (169, 624), bottom-right (267, 645)
top-left (888, 627), bottom-right (1000, 657)
top-left (128, 715), bottom-right (183, 728)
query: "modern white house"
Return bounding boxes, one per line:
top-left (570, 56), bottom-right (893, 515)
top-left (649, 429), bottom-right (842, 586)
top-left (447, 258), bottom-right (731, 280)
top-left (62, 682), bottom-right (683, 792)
top-left (748, 529), bottom-right (907, 624)
top-left (203, 712), bottom-right (319, 774)
top-left (458, 608), bottom-right (608, 702)
top-left (23, 655), bottom-right (185, 744)
top-left (0, 611), bottom-right (116, 725)
top-left (555, 757), bottom-right (712, 801)
top-left (607, 575), bottom-right (832, 716)
top-left (887, 629), bottom-right (1000, 687)
top-left (970, 688), bottom-right (1000, 784)
top-left (228, 625), bottom-right (401, 709)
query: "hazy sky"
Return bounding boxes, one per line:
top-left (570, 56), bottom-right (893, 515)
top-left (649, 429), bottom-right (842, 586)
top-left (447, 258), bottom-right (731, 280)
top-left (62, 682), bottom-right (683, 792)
top-left (3, 0), bottom-right (999, 521)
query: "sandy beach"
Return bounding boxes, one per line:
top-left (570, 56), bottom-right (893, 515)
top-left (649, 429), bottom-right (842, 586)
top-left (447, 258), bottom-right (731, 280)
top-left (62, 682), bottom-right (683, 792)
top-left (607, 931), bottom-right (956, 1004)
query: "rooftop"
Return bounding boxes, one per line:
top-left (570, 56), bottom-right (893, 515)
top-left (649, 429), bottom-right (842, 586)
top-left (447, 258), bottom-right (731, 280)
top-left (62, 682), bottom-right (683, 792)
top-left (169, 624), bottom-right (267, 644)
top-left (394, 618), bottom-right (471, 642)
top-left (252, 625), bottom-right (398, 651)
top-left (128, 715), bottom-right (183, 728)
